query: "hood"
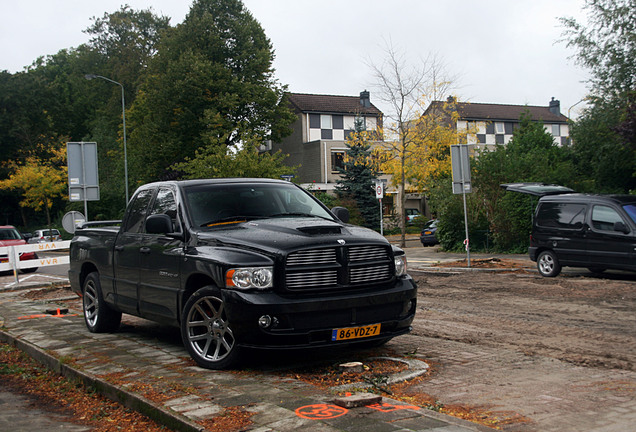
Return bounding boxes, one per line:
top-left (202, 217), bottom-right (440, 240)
top-left (195, 217), bottom-right (387, 254)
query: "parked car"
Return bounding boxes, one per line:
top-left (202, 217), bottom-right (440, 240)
top-left (406, 208), bottom-right (421, 224)
top-left (29, 229), bottom-right (62, 243)
top-left (529, 194), bottom-right (636, 277)
top-left (0, 225), bottom-right (38, 273)
top-left (420, 220), bottom-right (439, 246)
top-left (69, 178), bottom-right (418, 369)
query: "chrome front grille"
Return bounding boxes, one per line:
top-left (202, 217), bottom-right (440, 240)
top-left (286, 248), bottom-right (337, 266)
top-left (285, 245), bottom-right (393, 291)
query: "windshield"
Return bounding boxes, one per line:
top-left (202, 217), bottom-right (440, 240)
top-left (623, 204), bottom-right (636, 225)
top-left (0, 228), bottom-right (22, 240)
top-left (183, 182), bottom-right (335, 227)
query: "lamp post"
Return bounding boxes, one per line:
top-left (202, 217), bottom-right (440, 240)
top-left (85, 74), bottom-right (129, 204)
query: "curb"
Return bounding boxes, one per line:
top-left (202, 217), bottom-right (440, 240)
top-left (0, 330), bottom-right (205, 432)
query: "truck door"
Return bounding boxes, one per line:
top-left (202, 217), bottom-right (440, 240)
top-left (113, 188), bottom-right (155, 314)
top-left (138, 187), bottom-right (183, 323)
top-left (586, 204), bottom-right (633, 269)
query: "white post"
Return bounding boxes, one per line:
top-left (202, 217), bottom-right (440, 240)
top-left (8, 245), bottom-right (19, 284)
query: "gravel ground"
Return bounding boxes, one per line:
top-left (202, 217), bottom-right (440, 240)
top-left (389, 269), bottom-right (636, 431)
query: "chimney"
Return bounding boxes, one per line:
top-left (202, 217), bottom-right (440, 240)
top-left (360, 90), bottom-right (370, 108)
top-left (549, 97), bottom-right (560, 115)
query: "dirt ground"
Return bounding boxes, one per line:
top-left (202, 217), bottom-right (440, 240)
top-left (393, 267), bottom-right (636, 431)
top-left (8, 265), bottom-right (636, 431)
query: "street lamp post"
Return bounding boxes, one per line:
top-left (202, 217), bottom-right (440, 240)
top-left (85, 74), bottom-right (129, 204)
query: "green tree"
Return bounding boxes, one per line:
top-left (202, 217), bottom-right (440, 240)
top-left (476, 114), bottom-right (577, 250)
top-left (83, 6), bottom-right (172, 214)
top-left (560, 0), bottom-right (635, 100)
top-left (569, 98), bottom-right (635, 193)
top-left (560, 0), bottom-right (636, 193)
top-left (127, 0), bottom-right (295, 184)
top-left (173, 136), bottom-right (297, 179)
top-left (336, 117), bottom-right (380, 229)
top-left (431, 113), bottom-right (578, 252)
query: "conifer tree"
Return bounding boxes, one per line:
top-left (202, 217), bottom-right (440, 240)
top-left (336, 117), bottom-right (380, 229)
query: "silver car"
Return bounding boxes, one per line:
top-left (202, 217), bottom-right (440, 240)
top-left (30, 229), bottom-right (62, 243)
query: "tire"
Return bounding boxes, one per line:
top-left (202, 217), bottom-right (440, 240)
top-left (82, 272), bottom-right (122, 333)
top-left (181, 287), bottom-right (240, 370)
top-left (20, 267), bottom-right (38, 274)
top-left (588, 267), bottom-right (606, 274)
top-left (537, 250), bottom-right (561, 277)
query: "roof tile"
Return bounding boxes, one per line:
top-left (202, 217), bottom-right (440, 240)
top-left (286, 92), bottom-right (382, 116)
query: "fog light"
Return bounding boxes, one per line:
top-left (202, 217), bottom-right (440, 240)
top-left (258, 315), bottom-right (272, 328)
top-left (403, 300), bottom-right (414, 316)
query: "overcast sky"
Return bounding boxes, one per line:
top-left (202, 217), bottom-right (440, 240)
top-left (1, 0), bottom-right (592, 118)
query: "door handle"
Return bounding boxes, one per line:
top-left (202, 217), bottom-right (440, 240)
top-left (139, 247), bottom-right (151, 254)
top-left (114, 245), bottom-right (124, 252)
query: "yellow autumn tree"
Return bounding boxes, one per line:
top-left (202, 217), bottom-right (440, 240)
top-left (368, 41), bottom-right (458, 245)
top-left (408, 97), bottom-right (467, 191)
top-left (0, 141), bottom-right (68, 226)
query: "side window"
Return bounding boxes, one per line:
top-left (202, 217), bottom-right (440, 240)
top-left (150, 188), bottom-right (178, 232)
top-left (123, 189), bottom-right (154, 233)
top-left (536, 203), bottom-right (586, 229)
top-left (591, 205), bottom-right (624, 232)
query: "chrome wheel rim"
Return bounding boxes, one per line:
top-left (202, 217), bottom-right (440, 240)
top-left (539, 254), bottom-right (554, 274)
top-left (186, 296), bottom-right (235, 362)
top-left (83, 280), bottom-right (99, 327)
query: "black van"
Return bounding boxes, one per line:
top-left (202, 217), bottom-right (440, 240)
top-left (529, 194), bottom-right (636, 277)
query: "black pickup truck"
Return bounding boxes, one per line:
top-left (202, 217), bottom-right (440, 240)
top-left (69, 178), bottom-right (417, 369)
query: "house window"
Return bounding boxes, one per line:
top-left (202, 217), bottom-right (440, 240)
top-left (321, 115), bottom-right (332, 129)
top-left (309, 114), bottom-right (320, 129)
top-left (331, 151), bottom-right (345, 172)
top-left (333, 115), bottom-right (343, 129)
top-left (495, 122), bottom-right (505, 133)
top-left (551, 124), bottom-right (560, 136)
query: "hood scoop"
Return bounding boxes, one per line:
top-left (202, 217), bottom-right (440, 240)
top-left (297, 225), bottom-right (343, 235)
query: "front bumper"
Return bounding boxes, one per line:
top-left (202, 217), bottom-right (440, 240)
top-left (222, 277), bottom-right (418, 349)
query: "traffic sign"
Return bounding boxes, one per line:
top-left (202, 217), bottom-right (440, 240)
top-left (375, 182), bottom-right (384, 199)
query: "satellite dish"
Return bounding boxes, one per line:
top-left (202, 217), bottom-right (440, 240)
top-left (62, 211), bottom-right (86, 234)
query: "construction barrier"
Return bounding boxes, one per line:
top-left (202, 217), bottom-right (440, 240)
top-left (0, 241), bottom-right (71, 283)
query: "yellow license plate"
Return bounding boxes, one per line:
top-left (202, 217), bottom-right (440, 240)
top-left (332, 324), bottom-right (381, 341)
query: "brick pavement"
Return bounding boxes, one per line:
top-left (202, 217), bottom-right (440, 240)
top-left (396, 332), bottom-right (636, 432)
top-left (0, 286), bottom-right (488, 432)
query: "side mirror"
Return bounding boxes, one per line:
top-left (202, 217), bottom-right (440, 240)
top-left (614, 221), bottom-right (630, 234)
top-left (146, 214), bottom-right (173, 234)
top-left (331, 206), bottom-right (350, 223)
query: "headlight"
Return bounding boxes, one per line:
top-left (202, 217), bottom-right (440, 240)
top-left (226, 267), bottom-right (273, 290)
top-left (394, 255), bottom-right (407, 277)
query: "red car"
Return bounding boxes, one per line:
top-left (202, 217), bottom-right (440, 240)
top-left (0, 225), bottom-right (38, 273)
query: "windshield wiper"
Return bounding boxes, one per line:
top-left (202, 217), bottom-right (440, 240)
top-left (200, 215), bottom-right (266, 227)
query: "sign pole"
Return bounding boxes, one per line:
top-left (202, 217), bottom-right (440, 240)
top-left (379, 198), bottom-right (383, 236)
top-left (451, 145), bottom-right (472, 268)
top-left (375, 182), bottom-right (384, 235)
top-left (462, 179), bottom-right (471, 267)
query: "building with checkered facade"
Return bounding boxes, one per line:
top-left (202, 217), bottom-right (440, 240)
top-left (271, 91), bottom-right (383, 189)
top-left (427, 97), bottom-right (570, 151)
